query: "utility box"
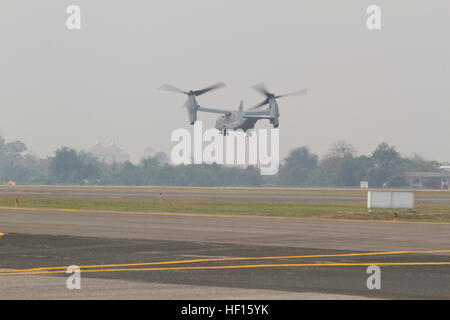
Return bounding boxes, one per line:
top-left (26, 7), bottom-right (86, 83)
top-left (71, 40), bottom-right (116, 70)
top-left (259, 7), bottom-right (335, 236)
top-left (367, 191), bottom-right (414, 212)
top-left (360, 181), bottom-right (369, 189)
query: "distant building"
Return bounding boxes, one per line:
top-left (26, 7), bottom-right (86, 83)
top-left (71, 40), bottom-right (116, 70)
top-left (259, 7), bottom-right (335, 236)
top-left (405, 171), bottom-right (450, 190)
top-left (89, 141), bottom-right (130, 164)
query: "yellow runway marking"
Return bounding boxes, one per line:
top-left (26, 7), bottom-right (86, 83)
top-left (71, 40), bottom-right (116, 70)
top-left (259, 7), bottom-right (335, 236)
top-left (1, 261), bottom-right (449, 276)
top-left (1, 206), bottom-right (449, 225)
top-left (0, 206), bottom-right (254, 220)
top-left (0, 249), bottom-right (449, 274)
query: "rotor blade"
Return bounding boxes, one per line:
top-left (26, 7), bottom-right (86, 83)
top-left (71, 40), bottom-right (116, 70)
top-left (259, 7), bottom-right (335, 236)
top-left (193, 82), bottom-right (226, 96)
top-left (252, 83), bottom-right (271, 97)
top-left (275, 88), bottom-right (308, 99)
top-left (160, 84), bottom-right (187, 95)
top-left (251, 99), bottom-right (269, 109)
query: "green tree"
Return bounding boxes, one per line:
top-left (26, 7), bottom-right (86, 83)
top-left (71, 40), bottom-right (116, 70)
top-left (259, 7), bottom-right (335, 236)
top-left (372, 143), bottom-right (402, 169)
top-left (0, 137), bottom-right (40, 183)
top-left (279, 147), bottom-right (318, 186)
top-left (328, 140), bottom-right (356, 159)
top-left (50, 147), bottom-right (100, 184)
top-left (369, 143), bottom-right (403, 187)
top-left (313, 142), bottom-right (371, 187)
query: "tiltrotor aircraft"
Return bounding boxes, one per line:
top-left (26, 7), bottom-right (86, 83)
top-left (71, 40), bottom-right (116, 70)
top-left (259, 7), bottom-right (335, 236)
top-left (160, 82), bottom-right (307, 135)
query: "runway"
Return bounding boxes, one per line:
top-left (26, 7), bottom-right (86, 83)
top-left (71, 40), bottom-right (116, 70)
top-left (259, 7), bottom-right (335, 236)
top-left (1, 185), bottom-right (450, 204)
top-left (0, 206), bottom-right (449, 299)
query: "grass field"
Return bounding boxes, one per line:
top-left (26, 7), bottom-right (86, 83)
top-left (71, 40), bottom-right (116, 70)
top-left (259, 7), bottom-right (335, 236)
top-left (1, 195), bottom-right (449, 223)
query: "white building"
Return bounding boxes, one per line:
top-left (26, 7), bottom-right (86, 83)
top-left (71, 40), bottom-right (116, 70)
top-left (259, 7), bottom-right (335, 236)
top-left (89, 141), bottom-right (130, 164)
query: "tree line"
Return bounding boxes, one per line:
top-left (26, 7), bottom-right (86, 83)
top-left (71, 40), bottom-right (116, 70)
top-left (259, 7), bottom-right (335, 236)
top-left (0, 137), bottom-right (442, 188)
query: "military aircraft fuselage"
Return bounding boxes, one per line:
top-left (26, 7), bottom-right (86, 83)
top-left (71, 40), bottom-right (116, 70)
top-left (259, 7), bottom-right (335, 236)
top-left (215, 111), bottom-right (258, 132)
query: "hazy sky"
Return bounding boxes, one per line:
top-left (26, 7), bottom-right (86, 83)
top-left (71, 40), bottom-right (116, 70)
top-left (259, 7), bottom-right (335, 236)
top-left (1, 1), bottom-right (449, 162)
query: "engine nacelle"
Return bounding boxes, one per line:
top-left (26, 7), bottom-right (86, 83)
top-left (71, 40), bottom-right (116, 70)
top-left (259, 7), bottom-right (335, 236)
top-left (269, 99), bottom-right (280, 128)
top-left (270, 118), bottom-right (279, 128)
top-left (187, 95), bottom-right (199, 125)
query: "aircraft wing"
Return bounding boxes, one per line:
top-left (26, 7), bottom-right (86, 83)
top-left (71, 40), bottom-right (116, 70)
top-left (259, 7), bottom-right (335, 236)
top-left (243, 110), bottom-right (271, 118)
top-left (197, 107), bottom-right (232, 116)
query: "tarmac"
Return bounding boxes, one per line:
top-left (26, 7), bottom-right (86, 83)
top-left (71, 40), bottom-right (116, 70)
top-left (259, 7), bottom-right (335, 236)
top-left (0, 205), bottom-right (449, 299)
